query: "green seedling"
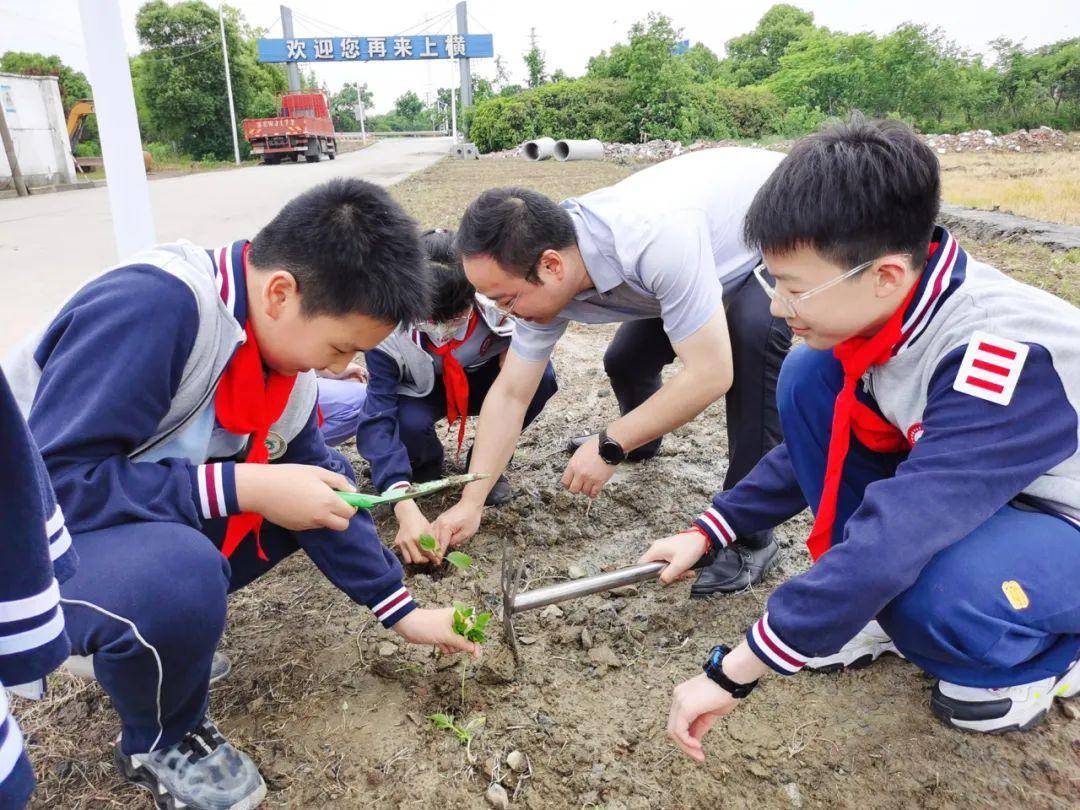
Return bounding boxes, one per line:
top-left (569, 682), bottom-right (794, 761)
top-left (427, 713), bottom-right (485, 761)
top-left (418, 533), bottom-right (438, 553)
top-left (446, 551), bottom-right (473, 572)
top-left (448, 602), bottom-right (491, 705)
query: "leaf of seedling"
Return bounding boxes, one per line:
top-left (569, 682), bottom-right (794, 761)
top-left (418, 534), bottom-right (438, 553)
top-left (428, 713), bottom-right (455, 731)
top-left (445, 551), bottom-right (473, 571)
top-left (465, 612), bottom-right (492, 644)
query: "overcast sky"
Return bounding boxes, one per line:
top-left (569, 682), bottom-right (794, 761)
top-left (2, 0), bottom-right (1076, 115)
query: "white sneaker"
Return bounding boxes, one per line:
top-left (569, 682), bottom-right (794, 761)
top-left (931, 657), bottom-right (1080, 734)
top-left (804, 621), bottom-right (903, 672)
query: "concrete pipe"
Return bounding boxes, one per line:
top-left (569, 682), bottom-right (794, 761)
top-left (523, 137), bottom-right (556, 161)
top-left (554, 138), bottom-right (604, 162)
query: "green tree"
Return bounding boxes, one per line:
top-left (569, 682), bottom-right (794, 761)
top-left (726, 4), bottom-right (816, 86)
top-left (330, 82), bottom-right (373, 131)
top-left (682, 43), bottom-right (724, 83)
top-left (0, 51), bottom-right (91, 113)
top-left (524, 28), bottom-right (547, 88)
top-left (624, 13), bottom-right (695, 141)
top-left (766, 28), bottom-right (877, 115)
top-left (394, 90), bottom-right (424, 119)
top-left (133, 1), bottom-right (286, 159)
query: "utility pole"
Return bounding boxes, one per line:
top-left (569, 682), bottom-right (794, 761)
top-left (455, 1), bottom-right (472, 109)
top-left (354, 83), bottom-right (367, 144)
top-left (77, 0), bottom-right (156, 258)
top-left (219, 5), bottom-right (241, 165)
top-left (0, 100), bottom-right (28, 197)
top-left (281, 5), bottom-right (301, 92)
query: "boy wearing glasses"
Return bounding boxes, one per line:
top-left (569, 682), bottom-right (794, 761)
top-left (353, 229), bottom-right (557, 564)
top-left (434, 148), bottom-right (793, 596)
top-left (640, 116), bottom-right (1080, 755)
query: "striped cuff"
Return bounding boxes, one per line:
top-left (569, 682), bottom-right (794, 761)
top-left (369, 585), bottom-right (416, 628)
top-left (193, 463), bottom-right (241, 520)
top-left (45, 504), bottom-right (71, 562)
top-left (745, 612), bottom-right (808, 675)
top-left (694, 506), bottom-right (737, 551)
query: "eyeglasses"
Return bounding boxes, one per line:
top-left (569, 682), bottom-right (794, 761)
top-left (476, 291), bottom-right (521, 316)
top-left (752, 255), bottom-right (911, 319)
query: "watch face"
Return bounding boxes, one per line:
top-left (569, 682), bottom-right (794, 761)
top-left (599, 435), bottom-right (624, 463)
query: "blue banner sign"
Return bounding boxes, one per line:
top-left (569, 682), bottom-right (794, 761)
top-left (258, 34), bottom-right (494, 63)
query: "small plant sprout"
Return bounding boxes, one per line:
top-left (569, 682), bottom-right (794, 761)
top-left (418, 533), bottom-right (438, 554)
top-left (446, 550), bottom-right (473, 572)
top-left (427, 713), bottom-right (485, 761)
top-left (449, 602), bottom-right (491, 704)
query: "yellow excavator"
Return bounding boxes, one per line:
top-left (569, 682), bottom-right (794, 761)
top-left (67, 99), bottom-right (153, 173)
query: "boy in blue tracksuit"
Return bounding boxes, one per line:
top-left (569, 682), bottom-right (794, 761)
top-left (2, 180), bottom-right (479, 809)
top-left (0, 369), bottom-right (77, 810)
top-left (353, 228), bottom-right (558, 564)
top-left (640, 117), bottom-right (1080, 759)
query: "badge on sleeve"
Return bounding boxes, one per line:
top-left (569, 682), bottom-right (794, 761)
top-left (953, 331), bottom-right (1029, 406)
top-left (265, 430), bottom-right (287, 460)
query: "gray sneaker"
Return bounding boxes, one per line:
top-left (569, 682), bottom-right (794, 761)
top-left (209, 652), bottom-right (231, 685)
top-left (115, 717), bottom-right (266, 810)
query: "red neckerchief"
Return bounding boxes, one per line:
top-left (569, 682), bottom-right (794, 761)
top-left (426, 310), bottom-right (480, 457)
top-left (215, 247), bottom-right (297, 560)
top-left (803, 253), bottom-right (935, 561)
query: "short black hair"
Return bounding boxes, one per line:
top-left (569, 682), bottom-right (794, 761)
top-left (248, 177), bottom-right (430, 323)
top-left (744, 114), bottom-right (941, 270)
top-left (420, 228), bottom-right (474, 322)
top-left (456, 187), bottom-right (577, 281)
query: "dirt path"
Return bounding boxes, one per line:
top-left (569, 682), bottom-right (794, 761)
top-left (18, 158), bottom-right (1080, 809)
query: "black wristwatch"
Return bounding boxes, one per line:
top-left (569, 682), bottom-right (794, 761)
top-left (703, 644), bottom-right (758, 699)
top-left (597, 428), bottom-right (627, 465)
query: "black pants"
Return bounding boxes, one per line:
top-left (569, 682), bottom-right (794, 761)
top-left (603, 271), bottom-right (792, 509)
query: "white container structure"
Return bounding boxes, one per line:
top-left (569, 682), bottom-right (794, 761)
top-left (553, 138), bottom-right (604, 162)
top-left (523, 137), bottom-right (555, 161)
top-left (0, 73), bottom-right (77, 189)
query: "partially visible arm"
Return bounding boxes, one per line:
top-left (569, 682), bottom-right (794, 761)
top-left (354, 349), bottom-right (413, 493)
top-left (433, 350), bottom-right (549, 547)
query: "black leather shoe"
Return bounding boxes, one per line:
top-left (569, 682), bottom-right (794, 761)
top-left (484, 474), bottom-right (512, 506)
top-left (690, 531), bottom-right (779, 597)
top-left (564, 432), bottom-right (658, 462)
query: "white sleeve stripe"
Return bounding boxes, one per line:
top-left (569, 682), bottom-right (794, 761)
top-left (377, 595), bottom-right (413, 622)
top-left (705, 507), bottom-right (735, 540)
top-left (0, 715), bottom-right (25, 785)
top-left (49, 528), bottom-right (72, 561)
top-left (384, 481), bottom-right (412, 494)
top-left (372, 587), bottom-right (408, 614)
top-left (213, 464), bottom-right (227, 516)
top-left (45, 505), bottom-right (65, 536)
top-left (761, 612), bottom-right (807, 662)
top-left (0, 611), bottom-right (65, 656)
top-left (750, 620), bottom-right (801, 673)
top-left (0, 579), bottom-right (59, 623)
top-left (197, 464), bottom-right (212, 518)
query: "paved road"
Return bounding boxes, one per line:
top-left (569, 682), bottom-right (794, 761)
top-left (0, 137), bottom-right (452, 352)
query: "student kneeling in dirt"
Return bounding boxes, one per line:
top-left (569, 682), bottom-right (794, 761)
top-left (434, 148), bottom-right (793, 593)
top-left (352, 228), bottom-right (557, 564)
top-left (2, 180), bottom-right (480, 810)
top-left (641, 117), bottom-right (1080, 757)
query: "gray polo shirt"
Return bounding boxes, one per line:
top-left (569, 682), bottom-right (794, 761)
top-left (510, 147), bottom-right (785, 362)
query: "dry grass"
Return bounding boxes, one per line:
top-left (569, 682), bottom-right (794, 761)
top-left (939, 147), bottom-right (1080, 225)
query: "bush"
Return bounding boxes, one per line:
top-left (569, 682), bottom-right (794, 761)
top-left (712, 86), bottom-right (784, 138)
top-left (773, 104), bottom-right (827, 137)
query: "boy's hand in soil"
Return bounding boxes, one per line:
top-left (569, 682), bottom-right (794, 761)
top-left (236, 463), bottom-right (357, 531)
top-left (394, 499), bottom-right (440, 564)
top-left (667, 642), bottom-right (769, 762)
top-left (562, 436), bottom-right (617, 499)
top-left (638, 531), bottom-right (710, 584)
top-left (392, 607), bottom-right (481, 658)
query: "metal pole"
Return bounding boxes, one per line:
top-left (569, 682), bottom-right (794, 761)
top-left (219, 5), bottom-right (241, 165)
top-left (0, 101), bottom-right (28, 197)
top-left (77, 0), bottom-right (155, 258)
top-left (353, 82), bottom-right (367, 144)
top-left (450, 62), bottom-right (458, 144)
top-left (280, 5), bottom-right (301, 93)
top-left (455, 1), bottom-right (472, 109)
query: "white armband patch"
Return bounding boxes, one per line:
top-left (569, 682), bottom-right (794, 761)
top-left (953, 331), bottom-right (1029, 406)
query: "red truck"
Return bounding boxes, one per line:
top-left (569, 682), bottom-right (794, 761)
top-left (242, 92), bottom-right (337, 164)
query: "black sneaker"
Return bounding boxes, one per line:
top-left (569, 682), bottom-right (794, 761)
top-left (115, 717), bottom-right (266, 810)
top-left (564, 432), bottom-right (657, 462)
top-left (690, 531), bottom-right (779, 597)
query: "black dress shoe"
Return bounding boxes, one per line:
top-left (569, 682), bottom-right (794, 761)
top-left (484, 474), bottom-right (512, 506)
top-left (690, 531), bottom-right (779, 597)
top-left (564, 432), bottom-right (658, 462)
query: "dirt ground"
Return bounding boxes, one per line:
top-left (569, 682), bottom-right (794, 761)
top-left (17, 156), bottom-right (1080, 809)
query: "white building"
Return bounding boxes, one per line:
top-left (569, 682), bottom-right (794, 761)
top-left (0, 72), bottom-right (78, 190)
